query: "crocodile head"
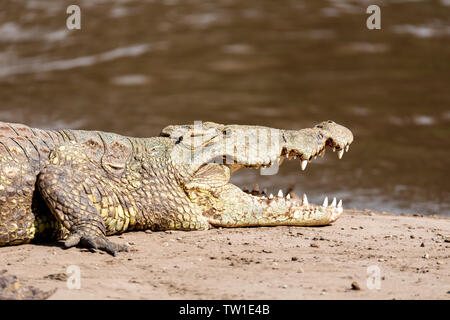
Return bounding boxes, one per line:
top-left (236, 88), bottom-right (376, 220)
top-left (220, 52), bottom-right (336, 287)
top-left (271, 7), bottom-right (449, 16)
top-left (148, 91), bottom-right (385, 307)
top-left (161, 120), bottom-right (353, 226)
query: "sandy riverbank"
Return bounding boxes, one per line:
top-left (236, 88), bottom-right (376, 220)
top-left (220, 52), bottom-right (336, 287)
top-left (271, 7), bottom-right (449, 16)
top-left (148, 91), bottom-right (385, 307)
top-left (1, 209), bottom-right (449, 300)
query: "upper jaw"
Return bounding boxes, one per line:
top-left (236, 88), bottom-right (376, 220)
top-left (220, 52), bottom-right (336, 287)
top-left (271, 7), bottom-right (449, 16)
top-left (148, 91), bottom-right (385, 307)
top-left (222, 121), bottom-right (353, 171)
top-left (165, 120), bottom-right (353, 176)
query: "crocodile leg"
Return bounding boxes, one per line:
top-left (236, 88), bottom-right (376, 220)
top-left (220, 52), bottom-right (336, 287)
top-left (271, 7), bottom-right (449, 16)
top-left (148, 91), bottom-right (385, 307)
top-left (37, 144), bottom-right (129, 256)
top-left (37, 165), bottom-right (128, 255)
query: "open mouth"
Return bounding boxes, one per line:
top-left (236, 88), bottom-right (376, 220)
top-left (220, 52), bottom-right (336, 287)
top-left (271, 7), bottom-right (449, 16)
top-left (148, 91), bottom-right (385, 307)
top-left (168, 120), bottom-right (354, 225)
top-left (224, 139), bottom-right (351, 223)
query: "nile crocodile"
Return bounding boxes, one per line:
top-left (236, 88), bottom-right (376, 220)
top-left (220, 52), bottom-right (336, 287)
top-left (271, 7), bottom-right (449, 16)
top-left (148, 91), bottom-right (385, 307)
top-left (0, 120), bottom-right (353, 255)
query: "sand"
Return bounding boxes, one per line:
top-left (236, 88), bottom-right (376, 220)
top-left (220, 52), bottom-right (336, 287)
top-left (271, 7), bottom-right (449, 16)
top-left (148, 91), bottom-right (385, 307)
top-left (0, 210), bottom-right (449, 300)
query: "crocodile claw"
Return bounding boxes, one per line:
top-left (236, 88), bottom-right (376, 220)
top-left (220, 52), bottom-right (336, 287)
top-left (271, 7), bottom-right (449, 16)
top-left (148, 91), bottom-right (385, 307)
top-left (64, 233), bottom-right (129, 256)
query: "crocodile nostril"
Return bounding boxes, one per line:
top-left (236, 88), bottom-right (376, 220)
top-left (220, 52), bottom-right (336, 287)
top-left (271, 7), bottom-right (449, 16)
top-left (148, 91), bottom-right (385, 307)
top-left (327, 120), bottom-right (334, 123)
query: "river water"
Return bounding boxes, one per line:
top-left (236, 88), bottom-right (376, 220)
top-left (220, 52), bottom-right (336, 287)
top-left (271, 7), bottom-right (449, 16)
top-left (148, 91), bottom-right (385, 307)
top-left (0, 0), bottom-right (449, 215)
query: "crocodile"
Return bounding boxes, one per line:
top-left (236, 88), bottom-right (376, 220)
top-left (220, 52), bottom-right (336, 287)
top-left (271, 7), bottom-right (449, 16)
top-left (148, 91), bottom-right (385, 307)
top-left (0, 120), bottom-right (353, 255)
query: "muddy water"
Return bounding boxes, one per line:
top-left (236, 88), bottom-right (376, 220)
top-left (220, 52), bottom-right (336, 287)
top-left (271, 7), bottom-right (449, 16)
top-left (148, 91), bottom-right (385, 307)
top-left (0, 0), bottom-right (449, 215)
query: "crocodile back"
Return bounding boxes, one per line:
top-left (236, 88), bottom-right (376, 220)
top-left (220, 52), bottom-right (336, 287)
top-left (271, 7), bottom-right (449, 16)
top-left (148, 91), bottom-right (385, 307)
top-left (0, 122), bottom-right (70, 173)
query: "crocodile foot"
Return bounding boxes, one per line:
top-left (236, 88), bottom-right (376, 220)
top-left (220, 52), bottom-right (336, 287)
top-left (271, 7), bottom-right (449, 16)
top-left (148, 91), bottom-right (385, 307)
top-left (64, 233), bottom-right (129, 256)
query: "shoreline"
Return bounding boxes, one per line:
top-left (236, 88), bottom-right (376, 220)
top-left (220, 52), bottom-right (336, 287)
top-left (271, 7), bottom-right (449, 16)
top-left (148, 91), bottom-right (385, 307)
top-left (1, 209), bottom-right (449, 299)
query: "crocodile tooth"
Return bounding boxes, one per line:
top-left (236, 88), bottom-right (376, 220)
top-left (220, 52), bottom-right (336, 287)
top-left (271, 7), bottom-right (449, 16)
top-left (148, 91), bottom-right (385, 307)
top-left (253, 184), bottom-right (259, 192)
top-left (337, 200), bottom-right (343, 213)
top-left (302, 194), bottom-right (308, 206)
top-left (322, 196), bottom-right (328, 207)
top-left (345, 145), bottom-right (349, 152)
top-left (331, 197), bottom-right (336, 207)
top-left (286, 194), bottom-right (291, 199)
top-left (301, 160), bottom-right (308, 171)
top-left (269, 193), bottom-right (274, 199)
top-left (277, 189), bottom-right (283, 197)
top-left (338, 149), bottom-right (344, 159)
top-left (333, 147), bottom-right (336, 152)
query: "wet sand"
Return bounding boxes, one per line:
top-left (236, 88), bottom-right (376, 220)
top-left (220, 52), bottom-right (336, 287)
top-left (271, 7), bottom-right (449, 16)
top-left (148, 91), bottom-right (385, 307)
top-left (1, 209), bottom-right (449, 300)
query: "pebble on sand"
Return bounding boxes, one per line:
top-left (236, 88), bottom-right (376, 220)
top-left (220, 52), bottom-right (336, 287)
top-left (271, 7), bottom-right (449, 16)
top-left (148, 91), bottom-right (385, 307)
top-left (351, 281), bottom-right (361, 290)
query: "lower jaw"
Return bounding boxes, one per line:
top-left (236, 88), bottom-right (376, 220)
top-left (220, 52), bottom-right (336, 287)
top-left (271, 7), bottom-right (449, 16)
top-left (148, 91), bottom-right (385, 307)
top-left (201, 187), bottom-right (343, 227)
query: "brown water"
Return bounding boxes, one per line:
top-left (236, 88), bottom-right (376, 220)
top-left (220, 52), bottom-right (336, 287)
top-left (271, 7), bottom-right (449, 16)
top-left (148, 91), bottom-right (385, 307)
top-left (0, 0), bottom-right (449, 215)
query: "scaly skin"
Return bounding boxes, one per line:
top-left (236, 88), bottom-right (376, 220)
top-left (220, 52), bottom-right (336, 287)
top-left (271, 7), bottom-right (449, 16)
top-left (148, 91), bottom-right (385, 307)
top-left (0, 120), bottom-right (353, 255)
